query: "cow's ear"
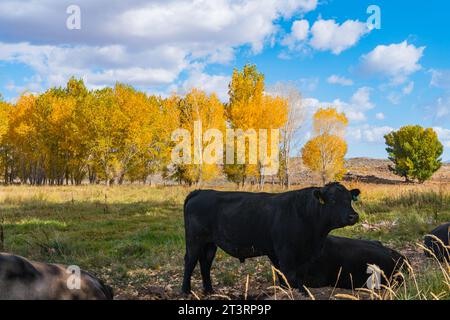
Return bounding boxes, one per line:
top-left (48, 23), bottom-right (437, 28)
top-left (351, 189), bottom-right (361, 201)
top-left (313, 189), bottom-right (326, 205)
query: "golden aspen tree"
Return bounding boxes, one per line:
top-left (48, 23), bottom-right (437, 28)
top-left (313, 107), bottom-right (348, 136)
top-left (65, 78), bottom-right (91, 184)
top-left (302, 108), bottom-right (348, 185)
top-left (7, 94), bottom-right (39, 184)
top-left (0, 99), bottom-right (12, 183)
top-left (79, 87), bottom-right (126, 185)
top-left (225, 64), bottom-right (287, 187)
top-left (173, 88), bottom-right (225, 185)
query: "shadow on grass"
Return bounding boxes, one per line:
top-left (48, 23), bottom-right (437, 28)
top-left (0, 198), bottom-right (185, 270)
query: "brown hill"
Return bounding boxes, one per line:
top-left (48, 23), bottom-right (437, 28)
top-left (288, 157), bottom-right (450, 185)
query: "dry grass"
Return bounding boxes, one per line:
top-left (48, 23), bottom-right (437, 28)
top-left (0, 182), bottom-right (449, 300)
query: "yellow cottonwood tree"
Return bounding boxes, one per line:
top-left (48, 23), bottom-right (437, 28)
top-left (0, 99), bottom-right (12, 183)
top-left (7, 94), bottom-right (40, 183)
top-left (225, 64), bottom-right (287, 187)
top-left (302, 108), bottom-right (348, 185)
top-left (313, 107), bottom-right (348, 136)
top-left (34, 88), bottom-right (78, 184)
top-left (172, 88), bottom-right (225, 185)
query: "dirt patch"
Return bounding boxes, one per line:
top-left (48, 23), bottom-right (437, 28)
top-left (111, 244), bottom-right (430, 300)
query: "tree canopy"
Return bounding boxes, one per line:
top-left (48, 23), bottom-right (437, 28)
top-left (384, 125), bottom-right (443, 183)
top-left (0, 66), bottom-right (289, 186)
top-left (302, 107), bottom-right (348, 185)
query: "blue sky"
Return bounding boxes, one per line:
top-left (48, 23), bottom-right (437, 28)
top-left (1, 0), bottom-right (450, 159)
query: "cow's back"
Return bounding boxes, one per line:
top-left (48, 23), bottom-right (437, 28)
top-left (184, 190), bottom-right (285, 258)
top-left (424, 223), bottom-right (450, 261)
top-left (304, 236), bottom-right (406, 289)
top-left (0, 253), bottom-right (112, 300)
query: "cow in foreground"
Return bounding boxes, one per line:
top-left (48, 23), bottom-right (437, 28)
top-left (424, 222), bottom-right (450, 262)
top-left (304, 236), bottom-right (407, 289)
top-left (182, 182), bottom-right (360, 294)
top-left (0, 253), bottom-right (113, 300)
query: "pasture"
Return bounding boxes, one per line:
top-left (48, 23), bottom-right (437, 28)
top-left (0, 183), bottom-right (449, 300)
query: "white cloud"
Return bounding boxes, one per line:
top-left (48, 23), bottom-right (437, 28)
top-left (385, 81), bottom-right (414, 105)
top-left (363, 126), bottom-right (394, 143)
top-left (0, 42), bottom-right (187, 88)
top-left (433, 127), bottom-right (450, 148)
top-left (0, 0), bottom-right (318, 92)
top-left (426, 71), bottom-right (450, 123)
top-left (430, 96), bottom-right (450, 120)
top-left (360, 41), bottom-right (425, 84)
top-left (350, 87), bottom-right (374, 110)
top-left (177, 69), bottom-right (231, 102)
top-left (309, 19), bottom-right (370, 55)
top-left (327, 75), bottom-right (353, 86)
top-left (282, 19), bottom-right (310, 50)
top-left (375, 112), bottom-right (385, 120)
top-left (348, 125), bottom-right (394, 144)
top-left (302, 87), bottom-right (375, 122)
top-left (430, 69), bottom-right (450, 91)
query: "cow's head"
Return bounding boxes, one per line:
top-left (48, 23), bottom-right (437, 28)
top-left (313, 182), bottom-right (360, 229)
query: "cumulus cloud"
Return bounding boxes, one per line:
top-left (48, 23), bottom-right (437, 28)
top-left (348, 125), bottom-right (394, 144)
top-left (0, 42), bottom-right (187, 88)
top-left (0, 0), bottom-right (318, 92)
top-left (176, 69), bottom-right (231, 102)
top-left (302, 87), bottom-right (375, 122)
top-left (327, 75), bottom-right (353, 86)
top-left (281, 18), bottom-right (371, 55)
top-left (351, 87), bottom-right (374, 110)
top-left (282, 19), bottom-right (310, 50)
top-left (360, 41), bottom-right (425, 84)
top-left (309, 19), bottom-right (370, 55)
top-left (433, 127), bottom-right (450, 148)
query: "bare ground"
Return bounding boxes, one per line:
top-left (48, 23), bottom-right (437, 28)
top-left (111, 245), bottom-right (427, 301)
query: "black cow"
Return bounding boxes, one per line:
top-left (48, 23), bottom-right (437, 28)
top-left (182, 182), bottom-right (360, 294)
top-left (304, 236), bottom-right (407, 289)
top-left (424, 222), bottom-right (450, 262)
top-left (0, 253), bottom-right (113, 300)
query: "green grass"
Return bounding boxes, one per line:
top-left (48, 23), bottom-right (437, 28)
top-left (0, 184), bottom-right (449, 299)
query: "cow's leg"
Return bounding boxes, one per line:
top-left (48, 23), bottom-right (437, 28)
top-left (268, 255), bottom-right (287, 287)
top-left (199, 243), bottom-right (217, 294)
top-left (295, 264), bottom-right (311, 296)
top-left (182, 243), bottom-right (201, 294)
top-left (278, 258), bottom-right (308, 295)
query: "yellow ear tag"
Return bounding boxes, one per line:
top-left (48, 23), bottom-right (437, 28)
top-left (319, 198), bottom-right (325, 205)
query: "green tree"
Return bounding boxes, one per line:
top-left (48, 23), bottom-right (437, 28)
top-left (384, 125), bottom-right (443, 183)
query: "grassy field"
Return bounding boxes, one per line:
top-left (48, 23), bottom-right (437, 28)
top-left (0, 183), bottom-right (449, 300)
